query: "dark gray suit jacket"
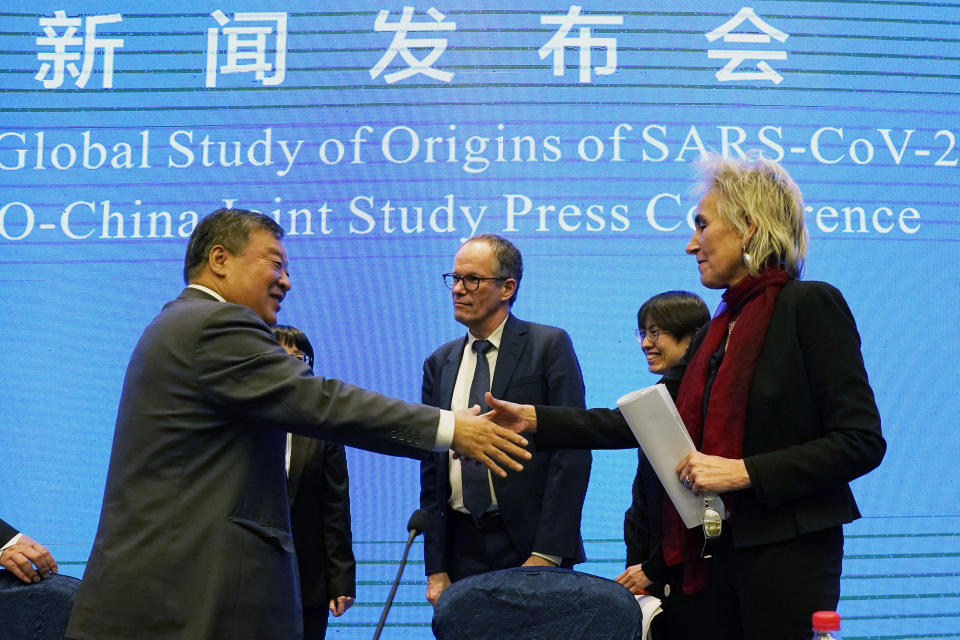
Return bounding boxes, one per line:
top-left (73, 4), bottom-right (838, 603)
top-left (67, 288), bottom-right (440, 640)
top-left (419, 315), bottom-right (591, 575)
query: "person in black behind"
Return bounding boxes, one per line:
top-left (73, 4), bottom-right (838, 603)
top-left (274, 325), bottom-right (356, 639)
top-left (615, 292), bottom-right (709, 638)
top-left (487, 154), bottom-right (886, 640)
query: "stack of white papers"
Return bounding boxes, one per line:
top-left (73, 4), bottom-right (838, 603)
top-left (616, 384), bottom-right (724, 529)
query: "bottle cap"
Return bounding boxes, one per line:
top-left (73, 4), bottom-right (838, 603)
top-left (812, 611), bottom-right (841, 631)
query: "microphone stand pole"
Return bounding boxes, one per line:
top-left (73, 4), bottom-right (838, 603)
top-left (372, 528), bottom-right (417, 640)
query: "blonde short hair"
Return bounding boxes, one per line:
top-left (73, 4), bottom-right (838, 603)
top-left (697, 153), bottom-right (808, 279)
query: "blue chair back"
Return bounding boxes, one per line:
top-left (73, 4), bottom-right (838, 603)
top-left (0, 572), bottom-right (81, 640)
top-left (433, 567), bottom-right (642, 639)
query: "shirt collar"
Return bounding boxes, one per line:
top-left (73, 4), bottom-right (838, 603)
top-left (187, 283), bottom-right (226, 302)
top-left (467, 315), bottom-right (508, 351)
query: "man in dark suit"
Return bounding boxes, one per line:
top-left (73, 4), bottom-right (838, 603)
top-left (65, 208), bottom-right (530, 640)
top-left (420, 234), bottom-right (591, 606)
top-left (274, 325), bottom-right (356, 640)
top-left (1, 518), bottom-right (57, 584)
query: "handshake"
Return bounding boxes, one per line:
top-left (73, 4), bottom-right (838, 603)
top-left (450, 392), bottom-right (538, 476)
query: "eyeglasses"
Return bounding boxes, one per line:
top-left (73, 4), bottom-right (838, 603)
top-left (700, 494), bottom-right (723, 558)
top-left (289, 350), bottom-right (312, 366)
top-left (443, 273), bottom-right (506, 292)
top-left (635, 327), bottom-right (671, 344)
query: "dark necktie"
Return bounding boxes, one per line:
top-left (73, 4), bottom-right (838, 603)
top-left (462, 339), bottom-right (494, 517)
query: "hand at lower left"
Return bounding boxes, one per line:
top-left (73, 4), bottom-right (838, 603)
top-left (329, 595), bottom-right (355, 617)
top-left (521, 555), bottom-right (558, 568)
top-left (0, 535), bottom-right (57, 584)
top-left (676, 452), bottom-right (751, 494)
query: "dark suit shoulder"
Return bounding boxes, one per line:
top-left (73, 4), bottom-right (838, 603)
top-left (777, 279), bottom-right (844, 301)
top-left (769, 279), bottom-right (860, 339)
top-left (507, 316), bottom-right (571, 340)
top-left (141, 294), bottom-right (281, 381)
top-left (164, 289), bottom-right (271, 328)
top-left (426, 316), bottom-right (572, 359)
top-left (772, 279), bottom-right (853, 315)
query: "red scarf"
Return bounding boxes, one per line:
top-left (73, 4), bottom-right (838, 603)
top-left (662, 267), bottom-right (788, 594)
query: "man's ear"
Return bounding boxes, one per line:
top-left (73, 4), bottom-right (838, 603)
top-left (207, 244), bottom-right (230, 277)
top-left (500, 278), bottom-right (517, 303)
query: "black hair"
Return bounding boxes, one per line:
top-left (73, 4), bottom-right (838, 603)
top-left (637, 291), bottom-right (710, 341)
top-left (272, 325), bottom-right (314, 367)
top-left (183, 208), bottom-right (285, 284)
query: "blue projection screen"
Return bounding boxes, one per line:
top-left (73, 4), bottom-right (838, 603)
top-left (1, 3), bottom-right (958, 637)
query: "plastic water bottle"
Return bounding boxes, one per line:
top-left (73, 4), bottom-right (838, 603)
top-left (812, 611), bottom-right (841, 640)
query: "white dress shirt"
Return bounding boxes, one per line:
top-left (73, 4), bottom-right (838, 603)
top-left (1, 532), bottom-right (22, 551)
top-left (447, 318), bottom-right (508, 513)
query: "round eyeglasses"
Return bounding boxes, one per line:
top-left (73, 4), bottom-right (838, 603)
top-left (635, 327), bottom-right (671, 344)
top-left (443, 273), bottom-right (506, 292)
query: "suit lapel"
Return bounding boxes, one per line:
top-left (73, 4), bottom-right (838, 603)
top-left (438, 338), bottom-right (466, 410)
top-left (491, 316), bottom-right (529, 494)
top-left (491, 315), bottom-right (527, 399)
top-left (436, 340), bottom-right (466, 491)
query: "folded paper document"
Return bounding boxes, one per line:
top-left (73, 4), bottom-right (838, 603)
top-left (616, 384), bottom-right (725, 529)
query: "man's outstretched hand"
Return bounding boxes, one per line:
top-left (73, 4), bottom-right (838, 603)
top-left (451, 409), bottom-right (530, 477)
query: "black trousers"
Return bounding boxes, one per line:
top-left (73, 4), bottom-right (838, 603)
top-left (444, 510), bottom-right (525, 582)
top-left (650, 565), bottom-right (711, 640)
top-left (666, 525), bottom-right (843, 640)
top-left (302, 605), bottom-right (329, 640)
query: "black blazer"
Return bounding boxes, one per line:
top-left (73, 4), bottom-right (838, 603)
top-left (420, 315), bottom-right (591, 575)
top-left (288, 435), bottom-right (356, 610)
top-left (624, 451), bottom-right (666, 582)
top-left (0, 519), bottom-right (18, 546)
top-left (537, 280), bottom-right (886, 555)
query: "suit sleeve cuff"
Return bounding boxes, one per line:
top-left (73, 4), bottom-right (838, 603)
top-left (531, 552), bottom-right (562, 566)
top-left (432, 410), bottom-right (454, 451)
top-left (1, 533), bottom-right (22, 552)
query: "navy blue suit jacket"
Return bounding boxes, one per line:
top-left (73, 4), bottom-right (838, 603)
top-left (419, 315), bottom-right (591, 576)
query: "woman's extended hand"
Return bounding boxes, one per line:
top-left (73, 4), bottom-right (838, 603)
top-left (483, 392), bottom-right (538, 434)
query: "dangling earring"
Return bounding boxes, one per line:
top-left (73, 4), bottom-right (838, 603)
top-left (742, 242), bottom-right (754, 270)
